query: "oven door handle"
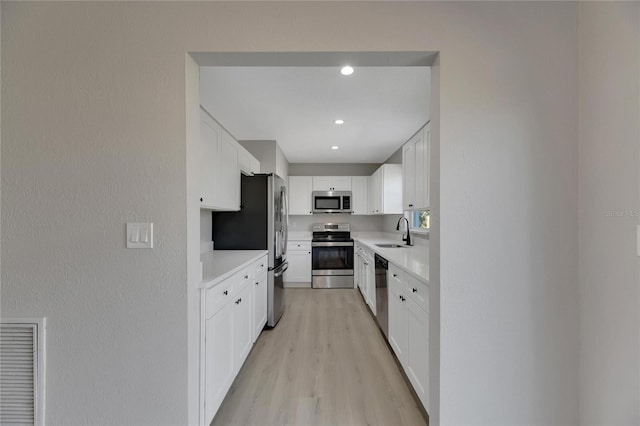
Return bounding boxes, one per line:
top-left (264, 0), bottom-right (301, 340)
top-left (311, 241), bottom-right (354, 247)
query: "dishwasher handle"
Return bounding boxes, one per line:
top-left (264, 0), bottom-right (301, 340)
top-left (374, 254), bottom-right (388, 270)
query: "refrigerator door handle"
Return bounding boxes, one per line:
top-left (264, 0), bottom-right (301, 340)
top-left (282, 187), bottom-right (289, 256)
top-left (273, 262), bottom-right (289, 278)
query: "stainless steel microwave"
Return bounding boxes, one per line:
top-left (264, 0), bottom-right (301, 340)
top-left (312, 191), bottom-right (352, 214)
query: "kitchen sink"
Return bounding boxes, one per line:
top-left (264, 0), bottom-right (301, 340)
top-left (375, 243), bottom-right (406, 248)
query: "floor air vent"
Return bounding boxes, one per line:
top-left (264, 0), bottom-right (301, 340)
top-left (0, 319), bottom-right (45, 425)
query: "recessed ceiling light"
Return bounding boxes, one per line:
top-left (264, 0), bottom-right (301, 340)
top-left (340, 66), bottom-right (354, 76)
top-left (331, 146), bottom-right (339, 150)
top-left (334, 119), bottom-right (344, 125)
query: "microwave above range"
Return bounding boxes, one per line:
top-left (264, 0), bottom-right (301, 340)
top-left (312, 191), bottom-right (352, 214)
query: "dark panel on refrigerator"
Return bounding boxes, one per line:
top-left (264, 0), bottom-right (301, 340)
top-left (212, 174), bottom-right (268, 250)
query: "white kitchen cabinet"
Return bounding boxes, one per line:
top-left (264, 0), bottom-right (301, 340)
top-left (238, 144), bottom-right (261, 176)
top-left (219, 130), bottom-right (240, 209)
top-left (201, 255), bottom-right (268, 425)
top-left (357, 246), bottom-right (375, 312)
top-left (385, 264), bottom-right (430, 412)
top-left (232, 280), bottom-right (254, 376)
top-left (252, 258), bottom-right (268, 342)
top-left (388, 272), bottom-right (408, 365)
top-left (200, 109), bottom-right (240, 211)
top-left (312, 176), bottom-right (352, 191)
top-left (204, 302), bottom-right (234, 423)
top-left (284, 240), bottom-right (311, 286)
top-left (402, 122), bottom-right (430, 210)
top-left (200, 110), bottom-right (221, 209)
top-left (351, 176), bottom-right (368, 215)
top-left (288, 176), bottom-right (313, 215)
top-left (406, 296), bottom-right (429, 410)
top-left (368, 164), bottom-right (402, 215)
top-left (402, 138), bottom-right (417, 210)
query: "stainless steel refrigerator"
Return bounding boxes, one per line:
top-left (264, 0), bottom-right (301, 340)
top-left (212, 173), bottom-right (288, 327)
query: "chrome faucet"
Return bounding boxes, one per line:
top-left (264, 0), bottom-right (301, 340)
top-left (396, 216), bottom-right (412, 246)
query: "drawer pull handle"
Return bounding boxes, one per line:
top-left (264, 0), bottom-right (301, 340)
top-left (255, 281), bottom-right (259, 286)
top-left (223, 290), bottom-right (228, 295)
top-left (412, 288), bottom-right (417, 293)
top-left (235, 298), bottom-right (242, 304)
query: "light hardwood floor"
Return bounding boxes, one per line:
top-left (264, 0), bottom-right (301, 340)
top-left (211, 288), bottom-right (428, 426)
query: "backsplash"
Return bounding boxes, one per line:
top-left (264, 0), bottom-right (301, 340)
top-left (288, 214), bottom-right (384, 232)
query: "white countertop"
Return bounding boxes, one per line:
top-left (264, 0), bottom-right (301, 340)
top-left (199, 250), bottom-right (268, 289)
top-left (353, 232), bottom-right (429, 284)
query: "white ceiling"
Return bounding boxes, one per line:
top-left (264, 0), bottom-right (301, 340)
top-left (200, 66), bottom-right (430, 163)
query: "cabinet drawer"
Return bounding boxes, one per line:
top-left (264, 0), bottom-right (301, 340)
top-left (289, 240), bottom-right (311, 251)
top-left (236, 263), bottom-right (254, 291)
top-left (388, 263), bottom-right (405, 291)
top-left (205, 280), bottom-right (234, 319)
top-left (406, 274), bottom-right (429, 313)
top-left (253, 255), bottom-right (268, 277)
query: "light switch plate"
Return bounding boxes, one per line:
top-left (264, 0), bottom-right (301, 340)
top-left (127, 222), bottom-right (153, 249)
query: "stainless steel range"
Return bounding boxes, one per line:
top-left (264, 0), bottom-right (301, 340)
top-left (311, 223), bottom-right (354, 289)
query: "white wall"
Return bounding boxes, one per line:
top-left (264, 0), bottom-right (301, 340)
top-left (1, 2), bottom-right (580, 425)
top-left (578, 3), bottom-right (640, 424)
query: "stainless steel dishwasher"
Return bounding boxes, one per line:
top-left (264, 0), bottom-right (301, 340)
top-left (374, 254), bottom-right (389, 338)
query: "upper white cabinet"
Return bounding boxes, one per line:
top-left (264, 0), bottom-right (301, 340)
top-left (200, 110), bottom-right (220, 209)
top-left (288, 176), bottom-right (313, 215)
top-left (402, 122), bottom-right (430, 210)
top-left (351, 176), bottom-right (368, 215)
top-left (368, 164), bottom-right (402, 215)
top-left (199, 109), bottom-right (240, 211)
top-left (219, 130), bottom-right (240, 209)
top-left (238, 145), bottom-right (260, 176)
top-left (312, 176), bottom-right (352, 191)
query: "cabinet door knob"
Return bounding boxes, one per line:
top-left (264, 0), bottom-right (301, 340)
top-left (412, 288), bottom-right (418, 293)
top-left (200, 197), bottom-right (203, 202)
top-left (255, 281), bottom-right (259, 286)
top-left (223, 290), bottom-right (228, 295)
top-left (244, 275), bottom-right (249, 279)
top-left (409, 204), bottom-right (413, 207)
top-left (393, 273), bottom-right (398, 278)
top-left (235, 298), bottom-right (242, 304)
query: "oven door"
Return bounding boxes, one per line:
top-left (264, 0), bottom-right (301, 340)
top-left (311, 242), bottom-right (354, 275)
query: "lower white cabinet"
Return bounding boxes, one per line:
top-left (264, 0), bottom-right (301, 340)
top-left (253, 270), bottom-right (268, 342)
top-left (201, 254), bottom-right (268, 425)
top-left (387, 263), bottom-right (430, 412)
top-left (388, 270), bottom-right (408, 364)
top-left (204, 302), bottom-right (234, 423)
top-left (284, 240), bottom-right (311, 285)
top-left (406, 296), bottom-right (429, 409)
top-left (232, 281), bottom-right (254, 376)
top-left (356, 246), bottom-right (375, 311)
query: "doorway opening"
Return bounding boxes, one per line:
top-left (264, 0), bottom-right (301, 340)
top-left (186, 51), bottom-right (440, 426)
